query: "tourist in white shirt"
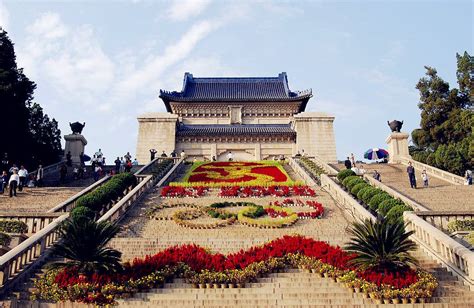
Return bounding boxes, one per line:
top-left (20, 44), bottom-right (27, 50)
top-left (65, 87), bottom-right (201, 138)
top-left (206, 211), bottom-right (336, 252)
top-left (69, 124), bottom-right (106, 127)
top-left (227, 151), bottom-right (233, 162)
top-left (18, 165), bottom-right (28, 191)
top-left (9, 170), bottom-right (19, 197)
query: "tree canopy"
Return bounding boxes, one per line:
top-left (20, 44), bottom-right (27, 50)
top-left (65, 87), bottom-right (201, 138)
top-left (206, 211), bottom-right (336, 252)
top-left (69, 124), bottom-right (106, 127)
top-left (0, 28), bottom-right (62, 169)
top-left (411, 52), bottom-right (473, 176)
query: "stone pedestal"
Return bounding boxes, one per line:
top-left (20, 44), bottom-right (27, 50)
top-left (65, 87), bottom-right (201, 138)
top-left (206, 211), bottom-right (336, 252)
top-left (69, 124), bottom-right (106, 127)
top-left (385, 132), bottom-right (410, 163)
top-left (64, 134), bottom-right (87, 165)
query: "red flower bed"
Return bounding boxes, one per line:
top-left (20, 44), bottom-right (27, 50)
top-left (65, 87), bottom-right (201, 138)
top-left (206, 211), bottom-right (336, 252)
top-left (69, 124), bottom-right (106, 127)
top-left (219, 186), bottom-right (316, 198)
top-left (265, 207), bottom-right (288, 218)
top-left (54, 235), bottom-right (417, 289)
top-left (161, 186), bottom-right (207, 198)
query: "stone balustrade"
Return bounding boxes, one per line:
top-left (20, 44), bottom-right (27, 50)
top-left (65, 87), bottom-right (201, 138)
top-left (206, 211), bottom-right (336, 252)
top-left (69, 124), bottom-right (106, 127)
top-left (307, 156), bottom-right (339, 175)
top-left (0, 213), bottom-right (64, 235)
top-left (415, 211), bottom-right (474, 232)
top-left (399, 157), bottom-right (465, 185)
top-left (363, 175), bottom-right (429, 212)
top-left (320, 174), bottom-right (376, 223)
top-left (404, 211), bottom-right (474, 290)
top-left (288, 158), bottom-right (317, 186)
top-left (0, 214), bottom-right (69, 295)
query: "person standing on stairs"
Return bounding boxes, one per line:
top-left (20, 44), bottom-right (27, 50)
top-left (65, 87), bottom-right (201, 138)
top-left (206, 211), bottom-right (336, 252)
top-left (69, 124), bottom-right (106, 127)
top-left (18, 165), bottom-right (28, 191)
top-left (422, 169), bottom-right (429, 188)
top-left (8, 169), bottom-right (19, 197)
top-left (406, 162), bottom-right (417, 189)
top-left (344, 157), bottom-right (352, 169)
top-left (36, 164), bottom-right (44, 187)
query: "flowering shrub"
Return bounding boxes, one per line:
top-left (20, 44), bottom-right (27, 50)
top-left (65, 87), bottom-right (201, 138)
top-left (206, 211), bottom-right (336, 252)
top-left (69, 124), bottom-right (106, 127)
top-left (272, 199), bottom-right (324, 219)
top-left (32, 235), bottom-right (437, 305)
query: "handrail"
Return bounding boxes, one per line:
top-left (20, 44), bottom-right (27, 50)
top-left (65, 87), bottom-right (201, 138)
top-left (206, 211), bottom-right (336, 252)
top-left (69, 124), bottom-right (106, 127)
top-left (308, 156), bottom-right (339, 175)
top-left (0, 214), bottom-right (69, 292)
top-left (414, 211), bottom-right (474, 232)
top-left (46, 175), bottom-right (111, 213)
top-left (0, 213), bottom-right (64, 235)
top-left (289, 158), bottom-right (318, 186)
top-left (399, 157), bottom-right (465, 185)
top-left (156, 158), bottom-right (184, 186)
top-left (28, 160), bottom-right (65, 179)
top-left (320, 174), bottom-right (376, 223)
top-left (404, 212), bottom-right (474, 290)
top-left (363, 175), bottom-right (429, 212)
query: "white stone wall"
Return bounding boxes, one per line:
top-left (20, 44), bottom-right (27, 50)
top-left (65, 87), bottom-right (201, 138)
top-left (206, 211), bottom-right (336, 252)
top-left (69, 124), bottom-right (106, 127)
top-left (136, 113), bottom-right (178, 164)
top-left (294, 112), bottom-right (337, 163)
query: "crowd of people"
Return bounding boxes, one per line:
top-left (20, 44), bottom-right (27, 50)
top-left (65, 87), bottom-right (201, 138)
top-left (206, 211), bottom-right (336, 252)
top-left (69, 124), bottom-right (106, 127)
top-left (0, 152), bottom-right (42, 197)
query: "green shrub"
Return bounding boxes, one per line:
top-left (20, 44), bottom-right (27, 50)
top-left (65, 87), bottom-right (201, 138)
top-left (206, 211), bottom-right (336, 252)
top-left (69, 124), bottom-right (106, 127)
top-left (342, 175), bottom-right (359, 187)
top-left (377, 199), bottom-right (404, 216)
top-left (368, 192), bottom-right (392, 211)
top-left (75, 172), bottom-right (138, 212)
top-left (337, 169), bottom-right (356, 182)
top-left (243, 206), bottom-right (265, 218)
top-left (344, 177), bottom-right (365, 190)
top-left (386, 204), bottom-right (412, 224)
top-left (356, 186), bottom-right (373, 201)
top-left (0, 232), bottom-right (11, 246)
top-left (361, 188), bottom-right (383, 205)
top-left (466, 232), bottom-right (474, 246)
top-left (70, 206), bottom-right (96, 221)
top-left (447, 220), bottom-right (474, 233)
top-left (0, 220), bottom-right (28, 233)
top-left (351, 182), bottom-right (370, 196)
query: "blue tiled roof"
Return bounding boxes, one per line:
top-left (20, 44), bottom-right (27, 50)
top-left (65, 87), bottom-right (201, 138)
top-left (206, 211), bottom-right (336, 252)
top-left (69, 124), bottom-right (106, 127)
top-left (176, 124), bottom-right (296, 137)
top-left (160, 72), bottom-right (312, 111)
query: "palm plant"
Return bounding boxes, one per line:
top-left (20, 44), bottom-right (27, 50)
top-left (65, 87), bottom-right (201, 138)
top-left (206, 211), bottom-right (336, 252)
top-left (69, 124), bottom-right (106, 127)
top-left (344, 219), bottom-right (418, 272)
top-left (51, 218), bottom-right (123, 275)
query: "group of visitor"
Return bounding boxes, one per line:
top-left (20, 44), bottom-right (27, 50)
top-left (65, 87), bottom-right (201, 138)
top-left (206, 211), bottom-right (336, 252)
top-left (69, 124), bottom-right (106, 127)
top-left (150, 149), bottom-right (184, 161)
top-left (114, 153), bottom-right (138, 175)
top-left (0, 152), bottom-right (45, 197)
top-left (406, 162), bottom-right (430, 189)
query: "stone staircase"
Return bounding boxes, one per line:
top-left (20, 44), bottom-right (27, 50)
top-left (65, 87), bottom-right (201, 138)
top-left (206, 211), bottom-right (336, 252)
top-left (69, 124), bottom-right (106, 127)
top-left (332, 163), bottom-right (474, 212)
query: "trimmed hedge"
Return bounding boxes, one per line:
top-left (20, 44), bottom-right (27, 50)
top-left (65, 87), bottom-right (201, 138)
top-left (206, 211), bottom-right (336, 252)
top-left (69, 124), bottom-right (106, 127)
top-left (368, 192), bottom-right (391, 211)
top-left (337, 169), bottom-right (356, 182)
top-left (0, 220), bottom-right (28, 233)
top-left (344, 177), bottom-right (365, 191)
top-left (386, 204), bottom-right (412, 223)
top-left (70, 206), bottom-right (96, 221)
top-left (76, 173), bottom-right (137, 212)
top-left (356, 186), bottom-right (373, 201)
top-left (377, 199), bottom-right (404, 216)
top-left (360, 188), bottom-right (383, 205)
top-left (0, 232), bottom-right (11, 246)
top-left (447, 220), bottom-right (474, 233)
top-left (351, 182), bottom-right (370, 196)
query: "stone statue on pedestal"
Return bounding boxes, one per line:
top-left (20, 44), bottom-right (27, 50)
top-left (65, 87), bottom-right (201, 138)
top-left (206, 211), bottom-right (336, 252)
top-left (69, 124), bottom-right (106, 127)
top-left (387, 120), bottom-right (403, 133)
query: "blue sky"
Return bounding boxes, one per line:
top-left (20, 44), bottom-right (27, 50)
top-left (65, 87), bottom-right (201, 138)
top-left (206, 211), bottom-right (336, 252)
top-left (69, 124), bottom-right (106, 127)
top-left (0, 0), bottom-right (472, 163)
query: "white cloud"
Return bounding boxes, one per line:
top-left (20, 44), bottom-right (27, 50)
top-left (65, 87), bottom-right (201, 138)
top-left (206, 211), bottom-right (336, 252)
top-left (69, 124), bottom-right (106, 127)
top-left (166, 0), bottom-right (212, 21)
top-left (27, 12), bottom-right (68, 39)
top-left (0, 1), bottom-right (9, 30)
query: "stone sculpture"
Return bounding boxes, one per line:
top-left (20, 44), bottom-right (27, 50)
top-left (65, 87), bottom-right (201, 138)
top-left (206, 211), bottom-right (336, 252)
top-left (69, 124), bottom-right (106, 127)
top-left (387, 120), bottom-right (403, 133)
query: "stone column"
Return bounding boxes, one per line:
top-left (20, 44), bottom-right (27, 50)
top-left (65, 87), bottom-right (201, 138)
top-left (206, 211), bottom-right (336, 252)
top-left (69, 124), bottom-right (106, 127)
top-left (64, 134), bottom-right (87, 165)
top-left (385, 132), bottom-right (411, 163)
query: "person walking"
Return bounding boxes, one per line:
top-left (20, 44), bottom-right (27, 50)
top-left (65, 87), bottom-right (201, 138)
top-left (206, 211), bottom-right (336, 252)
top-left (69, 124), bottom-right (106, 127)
top-left (373, 170), bottom-right (381, 182)
top-left (344, 157), bottom-right (352, 169)
top-left (180, 150), bottom-right (186, 160)
top-left (350, 153), bottom-right (356, 168)
top-left (150, 149), bottom-right (157, 161)
top-left (0, 171), bottom-right (7, 194)
top-left (36, 164), bottom-right (44, 187)
top-left (114, 157), bottom-right (121, 174)
top-left (18, 165), bottom-right (28, 191)
top-left (421, 169), bottom-right (429, 188)
top-left (406, 162), bottom-right (417, 189)
top-left (227, 151), bottom-right (233, 162)
top-left (60, 164), bottom-right (67, 183)
top-left (465, 170), bottom-right (472, 185)
top-left (9, 170), bottom-right (19, 197)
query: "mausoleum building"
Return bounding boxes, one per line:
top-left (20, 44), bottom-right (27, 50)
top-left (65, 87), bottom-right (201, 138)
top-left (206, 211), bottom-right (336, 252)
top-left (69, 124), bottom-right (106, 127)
top-left (136, 72), bottom-right (337, 163)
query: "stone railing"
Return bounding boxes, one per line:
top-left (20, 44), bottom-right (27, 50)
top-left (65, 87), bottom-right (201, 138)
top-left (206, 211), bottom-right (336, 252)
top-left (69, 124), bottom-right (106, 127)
top-left (404, 212), bottom-right (474, 290)
top-left (363, 175), bottom-right (429, 212)
top-left (415, 211), bottom-right (474, 232)
top-left (98, 158), bottom-right (184, 224)
top-left (320, 174), bottom-right (376, 223)
top-left (46, 175), bottom-right (111, 213)
top-left (28, 160), bottom-right (64, 181)
top-left (308, 156), bottom-right (339, 175)
top-left (399, 157), bottom-right (465, 185)
top-left (0, 213), bottom-right (64, 235)
top-left (289, 158), bottom-right (318, 186)
top-left (0, 214), bottom-right (69, 295)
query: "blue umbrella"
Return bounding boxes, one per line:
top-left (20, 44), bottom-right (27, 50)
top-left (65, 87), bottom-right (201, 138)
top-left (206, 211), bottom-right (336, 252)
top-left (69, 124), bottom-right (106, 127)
top-left (364, 148), bottom-right (389, 160)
